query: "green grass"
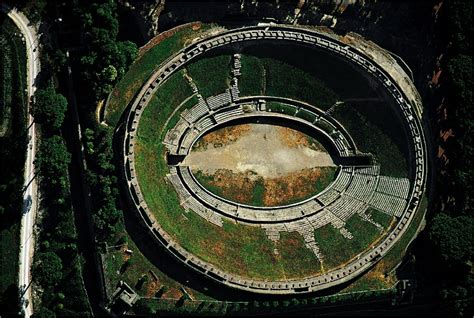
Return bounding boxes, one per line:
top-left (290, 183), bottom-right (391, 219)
top-left (104, 233), bottom-right (213, 300)
top-left (332, 104), bottom-right (408, 178)
top-left (382, 194), bottom-right (428, 268)
top-left (296, 109), bottom-right (317, 123)
top-left (276, 232), bottom-right (321, 278)
top-left (261, 57), bottom-right (339, 109)
top-left (314, 214), bottom-right (387, 270)
top-left (187, 54), bottom-right (231, 98)
top-left (250, 178), bottom-right (265, 206)
top-left (341, 195), bottom-right (428, 293)
top-left (368, 208), bottom-right (395, 229)
top-left (162, 94), bottom-right (198, 136)
top-left (0, 223), bottom-right (20, 292)
top-left (105, 24), bottom-right (214, 126)
top-left (267, 102), bottom-right (297, 115)
top-left (239, 55), bottom-right (265, 96)
top-left (192, 170), bottom-right (225, 198)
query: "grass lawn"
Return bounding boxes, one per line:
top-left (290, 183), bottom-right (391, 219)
top-left (267, 102), bottom-right (297, 116)
top-left (135, 68), bottom-right (321, 281)
top-left (239, 55), bottom-right (265, 96)
top-left (105, 24), bottom-right (214, 126)
top-left (341, 195), bottom-right (428, 293)
top-left (186, 54), bottom-right (232, 98)
top-left (382, 194), bottom-right (428, 268)
top-left (368, 208), bottom-right (395, 228)
top-left (276, 232), bottom-right (321, 278)
top-left (261, 57), bottom-right (339, 109)
top-left (332, 104), bottom-right (408, 178)
top-left (314, 213), bottom-right (388, 271)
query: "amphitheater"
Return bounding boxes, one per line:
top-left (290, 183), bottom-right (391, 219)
top-left (118, 24), bottom-right (427, 294)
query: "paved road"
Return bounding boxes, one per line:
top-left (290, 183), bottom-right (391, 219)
top-left (0, 4), bottom-right (40, 317)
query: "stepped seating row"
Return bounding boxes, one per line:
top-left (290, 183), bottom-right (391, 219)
top-left (344, 172), bottom-right (378, 202)
top-left (179, 128), bottom-right (200, 154)
top-left (317, 189), bottom-right (340, 206)
top-left (369, 192), bottom-right (407, 217)
top-left (326, 195), bottom-right (367, 221)
top-left (181, 99), bottom-right (209, 123)
top-left (331, 169), bottom-right (353, 192)
top-left (163, 118), bottom-right (190, 153)
top-left (214, 107), bottom-right (244, 123)
top-left (376, 176), bottom-right (410, 199)
top-left (206, 90), bottom-right (232, 110)
top-left (195, 117), bottom-right (215, 132)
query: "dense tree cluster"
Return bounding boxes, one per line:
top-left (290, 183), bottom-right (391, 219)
top-left (425, 0), bottom-right (473, 316)
top-left (33, 87), bottom-right (68, 131)
top-left (83, 127), bottom-right (123, 243)
top-left (32, 87), bottom-right (90, 317)
top-left (79, 0), bottom-right (137, 100)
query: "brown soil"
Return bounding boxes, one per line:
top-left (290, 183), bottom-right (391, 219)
top-left (199, 169), bottom-right (257, 204)
top-left (193, 124), bottom-right (251, 151)
top-left (277, 126), bottom-right (324, 151)
top-left (263, 167), bottom-right (332, 206)
top-left (144, 279), bottom-right (160, 298)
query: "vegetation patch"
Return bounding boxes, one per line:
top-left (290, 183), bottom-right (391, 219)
top-left (267, 102), bottom-right (297, 116)
top-left (332, 103), bottom-right (408, 177)
top-left (314, 213), bottom-right (387, 270)
top-left (276, 232), bottom-right (322, 278)
top-left (239, 54), bottom-right (265, 96)
top-left (105, 24), bottom-right (214, 126)
top-left (0, 16), bottom-right (27, 304)
top-left (186, 54), bottom-right (232, 98)
top-left (193, 167), bottom-right (336, 207)
top-left (261, 57), bottom-right (339, 109)
top-left (192, 124), bottom-right (251, 151)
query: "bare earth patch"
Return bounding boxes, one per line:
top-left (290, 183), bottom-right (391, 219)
top-left (192, 124), bottom-right (251, 151)
top-left (187, 123), bottom-right (337, 206)
top-left (185, 123), bottom-right (335, 178)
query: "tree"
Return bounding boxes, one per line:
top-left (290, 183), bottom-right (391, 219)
top-left (33, 252), bottom-right (63, 287)
top-left (429, 213), bottom-right (474, 264)
top-left (32, 307), bottom-right (56, 318)
top-left (35, 135), bottom-right (71, 187)
top-left (33, 87), bottom-right (68, 131)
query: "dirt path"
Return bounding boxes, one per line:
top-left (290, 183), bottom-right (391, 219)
top-left (184, 124), bottom-right (334, 178)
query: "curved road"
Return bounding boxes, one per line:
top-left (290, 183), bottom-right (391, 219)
top-left (0, 4), bottom-right (40, 317)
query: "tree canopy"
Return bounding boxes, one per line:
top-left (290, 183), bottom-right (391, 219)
top-left (429, 213), bottom-right (474, 265)
top-left (35, 135), bottom-right (71, 187)
top-left (32, 87), bottom-right (68, 131)
top-left (33, 252), bottom-right (63, 288)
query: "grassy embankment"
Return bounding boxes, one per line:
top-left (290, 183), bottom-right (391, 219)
top-left (105, 24), bottom-right (214, 127)
top-left (341, 194), bottom-right (428, 292)
top-left (186, 54), bottom-right (232, 99)
top-left (134, 70), bottom-right (321, 280)
top-left (239, 54), bottom-right (339, 109)
top-left (314, 210), bottom-right (394, 271)
top-left (332, 104), bottom-right (408, 177)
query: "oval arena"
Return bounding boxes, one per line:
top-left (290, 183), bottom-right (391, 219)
top-left (119, 25), bottom-right (427, 294)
